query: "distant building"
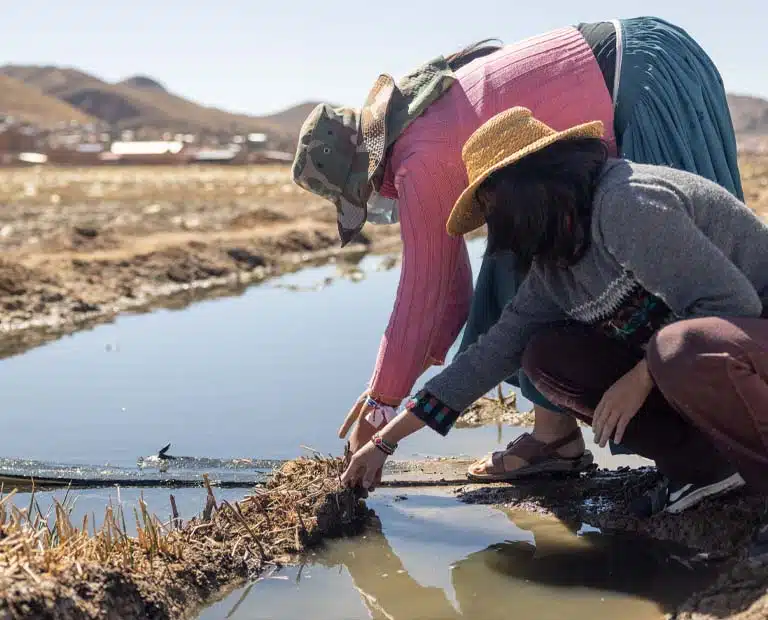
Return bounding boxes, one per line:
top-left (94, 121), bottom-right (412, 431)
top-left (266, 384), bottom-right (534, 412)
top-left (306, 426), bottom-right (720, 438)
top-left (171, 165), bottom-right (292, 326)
top-left (106, 140), bottom-right (189, 164)
top-left (191, 144), bottom-right (246, 164)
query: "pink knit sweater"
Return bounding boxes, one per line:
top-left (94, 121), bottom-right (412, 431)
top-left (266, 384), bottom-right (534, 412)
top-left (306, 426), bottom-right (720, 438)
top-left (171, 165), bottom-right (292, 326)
top-left (368, 26), bottom-right (616, 404)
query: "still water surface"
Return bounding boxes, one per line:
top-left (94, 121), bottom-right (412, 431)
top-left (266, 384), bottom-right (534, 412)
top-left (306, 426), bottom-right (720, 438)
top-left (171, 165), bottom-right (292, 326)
top-left (0, 236), bottom-right (692, 620)
top-left (198, 488), bottom-right (715, 620)
top-left (0, 238), bottom-right (643, 472)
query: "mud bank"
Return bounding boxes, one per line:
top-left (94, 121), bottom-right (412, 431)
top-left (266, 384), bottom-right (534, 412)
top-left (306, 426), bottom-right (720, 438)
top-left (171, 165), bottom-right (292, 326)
top-left (1, 455), bottom-right (765, 619)
top-left (0, 458), bottom-right (367, 620)
top-left (1, 160), bottom-right (763, 361)
top-left (0, 165), bottom-right (412, 359)
top-left (453, 391), bottom-right (537, 429)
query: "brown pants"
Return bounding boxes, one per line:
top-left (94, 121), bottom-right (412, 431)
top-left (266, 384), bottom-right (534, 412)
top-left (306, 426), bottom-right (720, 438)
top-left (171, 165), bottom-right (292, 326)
top-left (522, 317), bottom-right (768, 491)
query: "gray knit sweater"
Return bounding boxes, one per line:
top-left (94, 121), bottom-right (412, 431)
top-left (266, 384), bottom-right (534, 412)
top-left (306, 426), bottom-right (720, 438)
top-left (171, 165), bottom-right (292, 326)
top-left (424, 159), bottom-right (768, 414)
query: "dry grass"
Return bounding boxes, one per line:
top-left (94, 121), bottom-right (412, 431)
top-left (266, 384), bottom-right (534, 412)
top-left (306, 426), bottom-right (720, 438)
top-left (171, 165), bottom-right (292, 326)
top-left (0, 456), bottom-right (367, 620)
top-left (739, 155), bottom-right (768, 220)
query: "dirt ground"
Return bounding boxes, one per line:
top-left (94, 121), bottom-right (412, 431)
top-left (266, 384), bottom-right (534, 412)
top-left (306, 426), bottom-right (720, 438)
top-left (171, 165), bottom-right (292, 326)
top-left (4, 157), bottom-right (764, 360)
top-left (0, 458), bottom-right (370, 620)
top-left (0, 164), bottom-right (409, 358)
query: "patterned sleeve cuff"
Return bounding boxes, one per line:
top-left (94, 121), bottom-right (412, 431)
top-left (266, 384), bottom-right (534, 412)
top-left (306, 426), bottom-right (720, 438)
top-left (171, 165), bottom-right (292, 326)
top-left (405, 389), bottom-right (460, 436)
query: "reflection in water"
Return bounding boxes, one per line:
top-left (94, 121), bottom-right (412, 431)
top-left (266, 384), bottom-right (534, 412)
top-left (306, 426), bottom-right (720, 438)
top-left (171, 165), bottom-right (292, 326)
top-left (0, 237), bottom-right (648, 474)
top-left (200, 490), bottom-right (716, 620)
top-left (0, 240), bottom-right (508, 468)
top-left (6, 486), bottom-right (246, 536)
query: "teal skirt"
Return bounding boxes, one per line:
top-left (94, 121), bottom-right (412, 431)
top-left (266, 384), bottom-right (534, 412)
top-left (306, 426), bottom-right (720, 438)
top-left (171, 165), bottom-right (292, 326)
top-left (457, 16), bottom-right (744, 453)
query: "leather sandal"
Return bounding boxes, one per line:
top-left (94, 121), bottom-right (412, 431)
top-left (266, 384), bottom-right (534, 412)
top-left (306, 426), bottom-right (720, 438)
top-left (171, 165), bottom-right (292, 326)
top-left (466, 429), bottom-right (593, 482)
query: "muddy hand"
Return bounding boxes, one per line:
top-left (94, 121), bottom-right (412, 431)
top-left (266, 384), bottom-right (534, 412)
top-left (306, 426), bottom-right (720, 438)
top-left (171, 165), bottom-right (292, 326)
top-left (341, 440), bottom-right (388, 491)
top-left (344, 412), bottom-right (386, 493)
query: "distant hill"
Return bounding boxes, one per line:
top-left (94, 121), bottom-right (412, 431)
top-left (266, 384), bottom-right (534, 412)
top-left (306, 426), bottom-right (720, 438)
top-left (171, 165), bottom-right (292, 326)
top-left (0, 74), bottom-right (95, 127)
top-left (0, 65), bottom-right (288, 142)
top-left (117, 75), bottom-right (167, 92)
top-left (260, 102), bottom-right (323, 137)
top-left (4, 63), bottom-right (767, 150)
top-left (728, 94), bottom-right (768, 135)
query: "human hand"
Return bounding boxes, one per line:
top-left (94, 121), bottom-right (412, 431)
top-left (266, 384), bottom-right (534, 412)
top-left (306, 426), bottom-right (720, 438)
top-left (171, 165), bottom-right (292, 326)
top-left (341, 439), bottom-right (389, 491)
top-left (340, 393), bottom-right (398, 455)
top-left (339, 395), bottom-right (394, 492)
top-left (592, 360), bottom-right (653, 448)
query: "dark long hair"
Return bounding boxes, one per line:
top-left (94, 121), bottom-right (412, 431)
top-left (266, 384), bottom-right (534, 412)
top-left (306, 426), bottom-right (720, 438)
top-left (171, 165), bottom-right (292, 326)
top-left (446, 39), bottom-right (503, 70)
top-left (478, 138), bottom-right (609, 269)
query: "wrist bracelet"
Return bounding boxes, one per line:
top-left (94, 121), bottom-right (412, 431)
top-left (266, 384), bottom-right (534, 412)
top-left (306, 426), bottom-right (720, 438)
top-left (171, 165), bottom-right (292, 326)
top-left (365, 395), bottom-right (380, 408)
top-left (372, 432), bottom-right (397, 456)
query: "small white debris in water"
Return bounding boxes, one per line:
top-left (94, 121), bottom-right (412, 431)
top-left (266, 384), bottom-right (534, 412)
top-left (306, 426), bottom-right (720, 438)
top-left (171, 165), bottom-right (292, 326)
top-left (577, 523), bottom-right (602, 536)
top-left (581, 497), bottom-right (613, 513)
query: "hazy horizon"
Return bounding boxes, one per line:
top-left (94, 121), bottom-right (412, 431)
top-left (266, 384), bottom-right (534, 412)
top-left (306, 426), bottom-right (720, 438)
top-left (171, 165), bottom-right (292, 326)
top-left (3, 0), bottom-right (766, 117)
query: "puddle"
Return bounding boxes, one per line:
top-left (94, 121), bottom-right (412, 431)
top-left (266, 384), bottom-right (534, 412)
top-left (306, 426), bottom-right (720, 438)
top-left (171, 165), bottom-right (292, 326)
top-left (0, 239), bottom-right (694, 618)
top-left (0, 238), bottom-right (648, 475)
top-left (198, 488), bottom-right (717, 620)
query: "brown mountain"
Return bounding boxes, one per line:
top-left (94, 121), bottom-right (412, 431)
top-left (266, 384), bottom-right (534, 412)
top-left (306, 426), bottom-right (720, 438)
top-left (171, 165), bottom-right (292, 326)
top-left (0, 65), bottom-right (286, 140)
top-left (260, 102), bottom-right (323, 137)
top-left (116, 75), bottom-right (167, 92)
top-left (5, 62), bottom-right (767, 148)
top-left (727, 94), bottom-right (768, 135)
top-left (0, 74), bottom-right (95, 127)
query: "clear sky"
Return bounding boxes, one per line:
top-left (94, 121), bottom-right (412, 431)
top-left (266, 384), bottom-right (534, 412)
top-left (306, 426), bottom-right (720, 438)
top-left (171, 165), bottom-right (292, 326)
top-left (3, 0), bottom-right (765, 116)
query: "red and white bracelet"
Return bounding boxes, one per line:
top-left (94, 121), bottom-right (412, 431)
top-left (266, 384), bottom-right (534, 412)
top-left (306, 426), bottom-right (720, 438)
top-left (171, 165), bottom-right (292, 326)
top-left (371, 432), bottom-right (398, 456)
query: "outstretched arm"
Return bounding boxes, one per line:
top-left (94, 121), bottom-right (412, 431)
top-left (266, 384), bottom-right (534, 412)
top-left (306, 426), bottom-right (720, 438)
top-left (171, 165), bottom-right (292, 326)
top-left (367, 154), bottom-right (472, 404)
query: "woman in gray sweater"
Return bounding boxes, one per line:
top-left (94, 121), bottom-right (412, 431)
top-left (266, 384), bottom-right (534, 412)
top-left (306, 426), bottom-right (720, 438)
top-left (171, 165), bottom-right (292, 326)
top-left (342, 107), bottom-right (768, 518)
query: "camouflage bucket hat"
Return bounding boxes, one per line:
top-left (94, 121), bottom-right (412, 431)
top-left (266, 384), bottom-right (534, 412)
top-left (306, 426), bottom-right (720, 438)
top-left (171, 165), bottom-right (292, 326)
top-left (292, 57), bottom-right (456, 246)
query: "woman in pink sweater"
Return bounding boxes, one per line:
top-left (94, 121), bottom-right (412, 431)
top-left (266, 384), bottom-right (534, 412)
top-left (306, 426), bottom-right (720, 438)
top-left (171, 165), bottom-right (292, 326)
top-left (291, 17), bottom-right (742, 481)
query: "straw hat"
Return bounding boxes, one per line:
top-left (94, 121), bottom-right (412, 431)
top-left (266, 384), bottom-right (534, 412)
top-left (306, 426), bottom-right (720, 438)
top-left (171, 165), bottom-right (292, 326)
top-left (447, 107), bottom-right (605, 237)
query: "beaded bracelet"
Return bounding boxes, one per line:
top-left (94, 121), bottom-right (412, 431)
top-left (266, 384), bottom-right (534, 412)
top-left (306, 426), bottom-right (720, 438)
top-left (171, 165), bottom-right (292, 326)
top-left (371, 432), bottom-right (397, 456)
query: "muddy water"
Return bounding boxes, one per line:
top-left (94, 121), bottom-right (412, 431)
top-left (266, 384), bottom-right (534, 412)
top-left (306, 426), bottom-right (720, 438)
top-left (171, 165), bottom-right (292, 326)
top-left (0, 238), bottom-right (646, 473)
top-left (0, 236), bottom-right (688, 620)
top-left (199, 488), bottom-right (716, 620)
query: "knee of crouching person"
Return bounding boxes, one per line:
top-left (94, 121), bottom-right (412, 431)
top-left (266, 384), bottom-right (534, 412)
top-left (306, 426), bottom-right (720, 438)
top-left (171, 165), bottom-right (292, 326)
top-left (521, 327), bottom-right (561, 381)
top-left (647, 318), bottom-right (716, 383)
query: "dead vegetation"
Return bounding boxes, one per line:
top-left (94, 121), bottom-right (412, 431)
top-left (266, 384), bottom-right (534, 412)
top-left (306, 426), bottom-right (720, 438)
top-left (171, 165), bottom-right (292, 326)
top-left (455, 386), bottom-right (537, 429)
top-left (0, 456), bottom-right (368, 620)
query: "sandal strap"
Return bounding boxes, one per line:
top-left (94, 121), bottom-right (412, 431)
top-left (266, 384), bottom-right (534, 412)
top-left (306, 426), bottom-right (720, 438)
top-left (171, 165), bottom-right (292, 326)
top-left (503, 429), bottom-right (582, 465)
top-left (540, 428), bottom-right (582, 453)
top-left (491, 450), bottom-right (508, 473)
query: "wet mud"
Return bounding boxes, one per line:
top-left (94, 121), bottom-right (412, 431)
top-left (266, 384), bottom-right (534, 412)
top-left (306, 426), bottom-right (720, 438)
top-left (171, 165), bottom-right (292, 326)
top-left (0, 165), bottom-right (409, 360)
top-left (0, 457), bottom-right (368, 620)
top-left (0, 453), bottom-right (765, 618)
top-left (453, 390), bottom-right (537, 429)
